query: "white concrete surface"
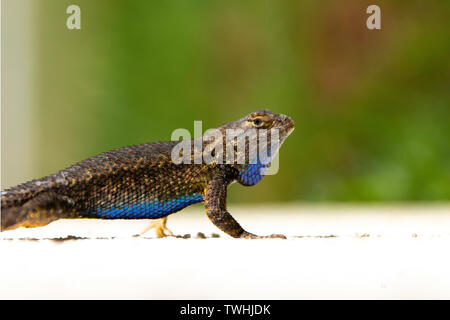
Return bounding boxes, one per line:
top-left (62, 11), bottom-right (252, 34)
top-left (1, 204), bottom-right (449, 299)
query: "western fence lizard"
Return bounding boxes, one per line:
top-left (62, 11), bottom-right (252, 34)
top-left (1, 109), bottom-right (294, 238)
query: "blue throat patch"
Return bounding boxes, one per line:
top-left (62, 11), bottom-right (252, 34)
top-left (238, 153), bottom-right (272, 186)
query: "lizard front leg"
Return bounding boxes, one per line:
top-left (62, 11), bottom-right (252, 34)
top-left (204, 176), bottom-right (286, 239)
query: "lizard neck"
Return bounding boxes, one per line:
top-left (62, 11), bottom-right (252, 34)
top-left (236, 150), bottom-right (274, 186)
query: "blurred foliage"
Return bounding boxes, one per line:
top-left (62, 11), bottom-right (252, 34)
top-left (31, 0), bottom-right (450, 202)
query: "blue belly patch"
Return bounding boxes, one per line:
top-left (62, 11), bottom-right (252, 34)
top-left (89, 193), bottom-right (204, 219)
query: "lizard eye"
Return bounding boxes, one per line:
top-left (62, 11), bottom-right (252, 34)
top-left (252, 119), bottom-right (263, 127)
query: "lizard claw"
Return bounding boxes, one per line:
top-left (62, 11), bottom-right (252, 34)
top-left (140, 217), bottom-right (173, 238)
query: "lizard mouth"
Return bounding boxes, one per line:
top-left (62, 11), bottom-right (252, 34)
top-left (287, 126), bottom-right (295, 136)
top-left (282, 116), bottom-right (295, 136)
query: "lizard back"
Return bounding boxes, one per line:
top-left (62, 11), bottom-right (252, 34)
top-left (2, 141), bottom-right (214, 219)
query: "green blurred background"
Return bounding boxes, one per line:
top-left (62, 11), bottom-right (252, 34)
top-left (2, 0), bottom-right (450, 202)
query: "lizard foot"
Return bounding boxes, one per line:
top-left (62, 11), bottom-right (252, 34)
top-left (140, 217), bottom-right (173, 238)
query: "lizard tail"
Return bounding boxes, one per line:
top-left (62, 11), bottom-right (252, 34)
top-left (1, 192), bottom-right (78, 231)
top-left (1, 178), bottom-right (52, 209)
top-left (1, 177), bottom-right (63, 231)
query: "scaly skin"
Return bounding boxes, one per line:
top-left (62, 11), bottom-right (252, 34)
top-left (1, 109), bottom-right (294, 238)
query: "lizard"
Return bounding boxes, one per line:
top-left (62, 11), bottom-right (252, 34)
top-left (1, 109), bottom-right (294, 239)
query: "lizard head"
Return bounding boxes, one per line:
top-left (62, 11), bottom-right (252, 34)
top-left (219, 108), bottom-right (295, 145)
top-left (208, 108), bottom-right (294, 171)
top-left (245, 109), bottom-right (295, 143)
top-left (218, 109), bottom-right (295, 185)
